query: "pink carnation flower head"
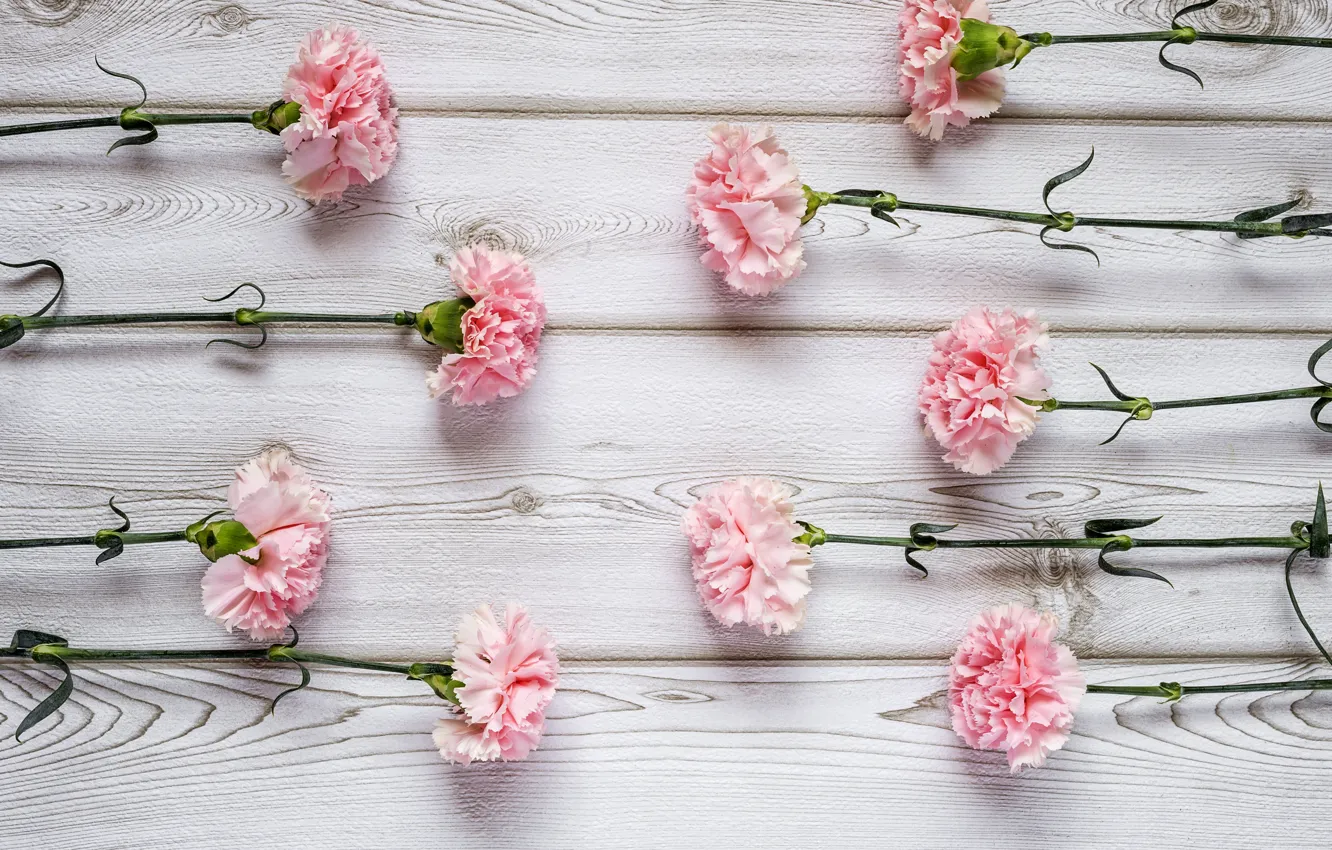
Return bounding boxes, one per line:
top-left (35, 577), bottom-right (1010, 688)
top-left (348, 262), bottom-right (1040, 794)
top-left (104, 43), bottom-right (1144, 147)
top-left (686, 124), bottom-right (807, 296)
top-left (434, 603), bottom-right (560, 765)
top-left (919, 307), bottom-right (1050, 475)
top-left (682, 478), bottom-right (813, 636)
top-left (899, 0), bottom-right (1006, 140)
top-left (281, 24), bottom-right (398, 202)
top-left (949, 604), bottom-right (1086, 772)
top-left (200, 448), bottom-right (332, 640)
top-left (426, 245), bottom-right (547, 406)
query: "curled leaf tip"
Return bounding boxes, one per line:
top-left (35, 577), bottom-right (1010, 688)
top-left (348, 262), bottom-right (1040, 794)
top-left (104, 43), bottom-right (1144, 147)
top-left (1, 257), bottom-right (64, 348)
top-left (16, 653), bottom-right (74, 743)
top-left (203, 282), bottom-right (267, 310)
top-left (1284, 548), bottom-right (1332, 667)
top-left (1038, 225), bottom-right (1099, 264)
top-left (269, 660), bottom-right (311, 716)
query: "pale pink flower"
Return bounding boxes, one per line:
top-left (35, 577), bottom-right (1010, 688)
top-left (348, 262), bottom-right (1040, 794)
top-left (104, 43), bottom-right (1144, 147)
top-left (426, 245), bottom-right (546, 406)
top-left (682, 478), bottom-right (813, 636)
top-left (899, 0), bottom-right (1006, 140)
top-left (281, 25), bottom-right (398, 202)
top-left (949, 604), bottom-right (1086, 772)
top-left (919, 307), bottom-right (1050, 475)
top-left (200, 449), bottom-right (332, 640)
top-left (686, 124), bottom-right (807, 296)
top-left (434, 603), bottom-right (560, 765)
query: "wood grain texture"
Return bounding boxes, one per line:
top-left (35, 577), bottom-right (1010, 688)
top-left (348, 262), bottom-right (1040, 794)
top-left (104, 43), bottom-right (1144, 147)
top-left (1, 659), bottom-right (1330, 849)
top-left (1, 0), bottom-right (1331, 120)
top-left (3, 331), bottom-right (1330, 659)
top-left (3, 115), bottom-right (1332, 332)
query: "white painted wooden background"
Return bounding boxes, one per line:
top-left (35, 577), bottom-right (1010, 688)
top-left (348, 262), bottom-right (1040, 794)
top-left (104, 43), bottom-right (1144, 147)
top-left (2, 0), bottom-right (1332, 847)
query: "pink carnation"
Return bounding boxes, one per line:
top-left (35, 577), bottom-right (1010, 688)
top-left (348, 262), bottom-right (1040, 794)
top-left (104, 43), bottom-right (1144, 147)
top-left (682, 478), bottom-right (813, 636)
top-left (281, 24), bottom-right (398, 202)
top-left (899, 0), bottom-right (1006, 140)
top-left (434, 603), bottom-right (560, 765)
top-left (426, 245), bottom-right (546, 406)
top-left (200, 449), bottom-right (332, 641)
top-left (686, 124), bottom-right (807, 296)
top-left (919, 307), bottom-right (1050, 475)
top-left (949, 604), bottom-right (1086, 772)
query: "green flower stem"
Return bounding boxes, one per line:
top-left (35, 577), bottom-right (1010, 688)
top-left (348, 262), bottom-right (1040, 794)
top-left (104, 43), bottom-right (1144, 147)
top-left (0, 530), bottom-right (186, 551)
top-left (1087, 678), bottom-right (1332, 698)
top-left (824, 194), bottom-right (1289, 238)
top-left (0, 112), bottom-right (258, 139)
top-left (822, 533), bottom-right (1306, 552)
top-left (1047, 386), bottom-right (1332, 413)
top-left (20, 311), bottom-right (416, 332)
top-left (13, 643), bottom-right (426, 677)
top-left (1033, 31), bottom-right (1332, 49)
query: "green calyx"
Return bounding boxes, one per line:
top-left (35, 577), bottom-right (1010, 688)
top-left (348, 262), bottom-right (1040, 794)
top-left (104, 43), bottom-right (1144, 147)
top-left (408, 662), bottom-right (463, 704)
top-left (802, 186), bottom-right (831, 225)
top-left (185, 515), bottom-right (260, 563)
top-left (415, 297), bottom-right (476, 353)
top-left (250, 99), bottom-right (303, 135)
top-left (794, 521), bottom-right (828, 548)
top-left (952, 19), bottom-right (1034, 81)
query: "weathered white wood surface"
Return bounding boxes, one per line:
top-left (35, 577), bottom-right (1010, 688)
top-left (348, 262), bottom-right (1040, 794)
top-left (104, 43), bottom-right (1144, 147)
top-left (1, 659), bottom-right (1330, 848)
top-left (3, 116), bottom-right (1332, 332)
top-left (1, 0), bottom-right (1330, 120)
top-left (2, 332), bottom-right (1331, 660)
top-left (3, 0), bottom-right (1332, 847)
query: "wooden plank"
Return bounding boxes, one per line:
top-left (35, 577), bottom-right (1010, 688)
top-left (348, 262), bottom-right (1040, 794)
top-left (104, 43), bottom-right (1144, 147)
top-left (1, 659), bottom-right (1329, 848)
top-left (2, 115), bottom-right (1331, 333)
top-left (1, 0), bottom-right (1330, 120)
top-left (2, 331), bottom-right (1330, 659)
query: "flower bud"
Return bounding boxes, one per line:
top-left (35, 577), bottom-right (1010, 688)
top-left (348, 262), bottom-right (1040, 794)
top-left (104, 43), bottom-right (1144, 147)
top-left (414, 297), bottom-right (475, 353)
top-left (186, 516), bottom-right (260, 563)
top-left (951, 19), bottom-right (1032, 81)
top-left (0, 315), bottom-right (24, 350)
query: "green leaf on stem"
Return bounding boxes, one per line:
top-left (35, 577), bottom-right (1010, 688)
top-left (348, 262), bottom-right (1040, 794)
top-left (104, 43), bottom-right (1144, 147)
top-left (870, 204), bottom-right (900, 228)
top-left (1308, 337), bottom-right (1332, 387)
top-left (1158, 682), bottom-right (1184, 703)
top-left (1038, 226), bottom-right (1099, 265)
top-left (1157, 1), bottom-right (1213, 88)
top-left (1284, 548), bottom-right (1332, 667)
top-left (903, 549), bottom-right (929, 575)
top-left (1281, 213), bottom-right (1332, 236)
top-left (1234, 198), bottom-right (1301, 240)
top-left (0, 257), bottom-right (65, 318)
top-left (1096, 538), bottom-right (1173, 587)
top-left (16, 650), bottom-right (74, 742)
top-left (1315, 399), bottom-right (1332, 434)
top-left (8, 630), bottom-right (67, 653)
top-left (93, 496), bottom-right (131, 565)
top-left (1042, 149), bottom-right (1094, 217)
top-left (903, 523), bottom-right (955, 576)
top-left (1089, 363), bottom-right (1133, 401)
top-left (1085, 516), bottom-right (1163, 537)
top-left (1311, 485), bottom-right (1329, 559)
top-left (269, 661), bottom-right (311, 715)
